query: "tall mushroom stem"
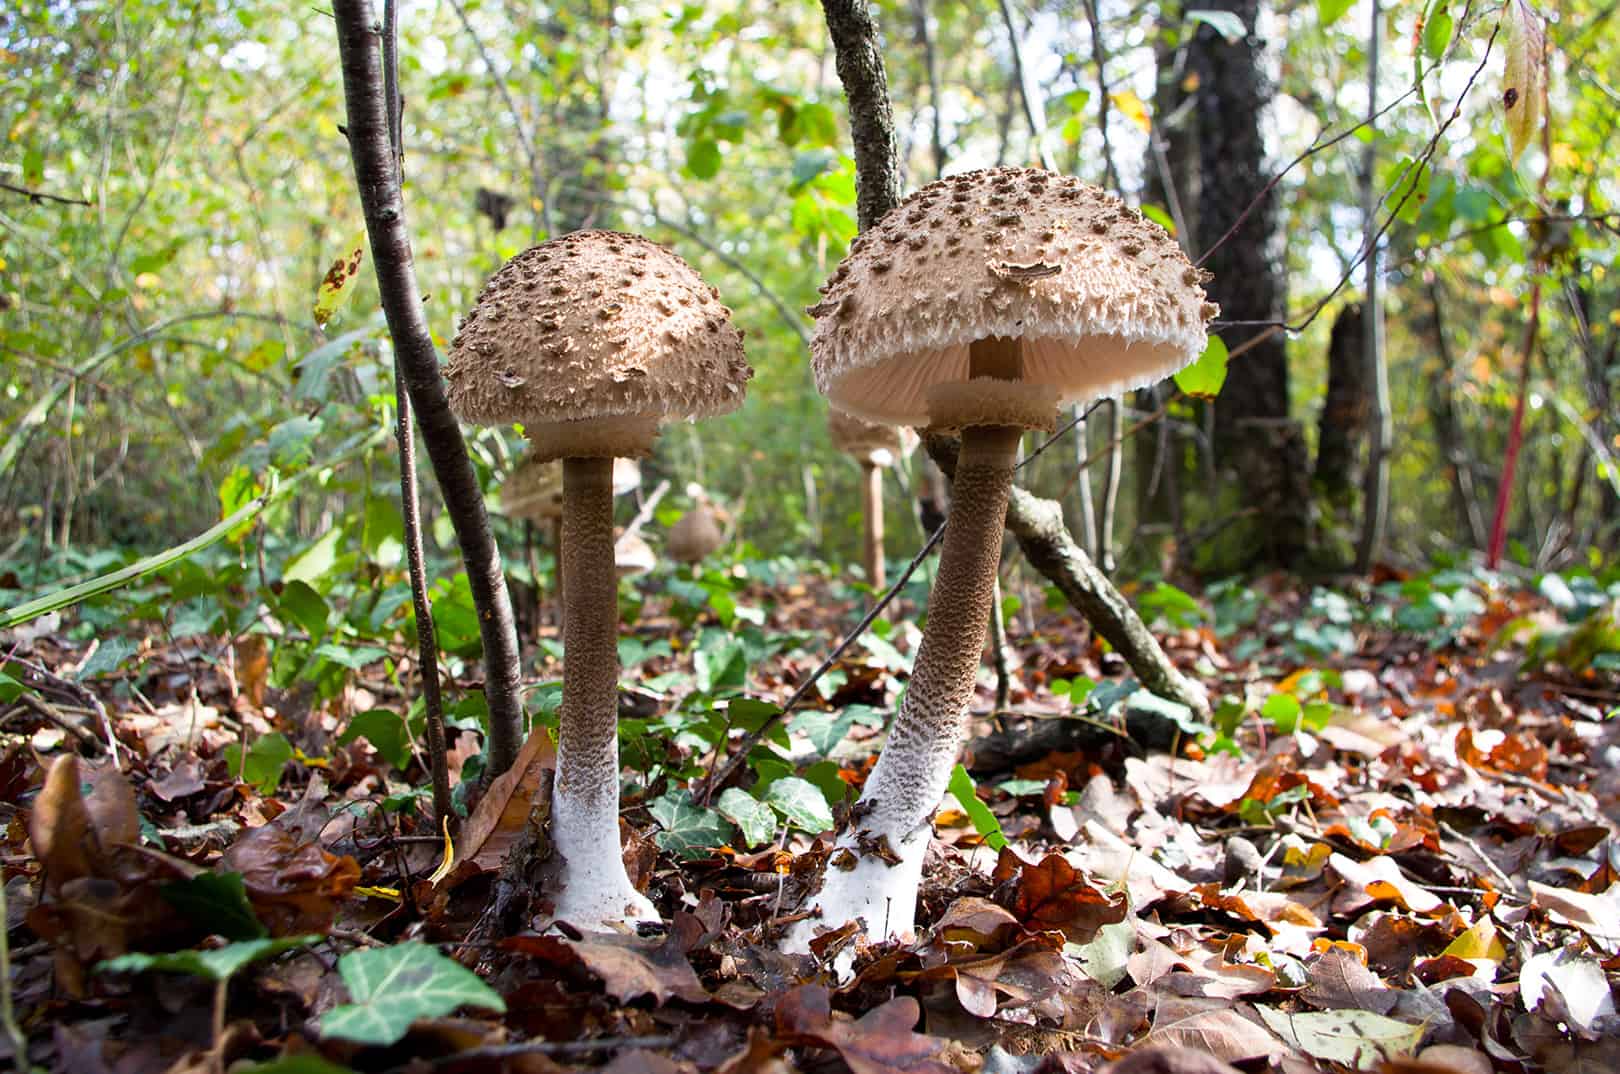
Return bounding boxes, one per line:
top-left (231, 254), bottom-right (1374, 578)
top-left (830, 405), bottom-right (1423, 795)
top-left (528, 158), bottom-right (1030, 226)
top-left (550, 514), bottom-right (565, 629)
top-left (789, 420), bottom-right (1021, 951)
top-left (548, 456), bottom-right (657, 930)
top-left (861, 460), bottom-right (885, 588)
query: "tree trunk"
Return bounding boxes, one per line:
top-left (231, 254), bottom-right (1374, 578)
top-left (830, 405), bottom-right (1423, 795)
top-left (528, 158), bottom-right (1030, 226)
top-left (1190, 0), bottom-right (1308, 567)
top-left (1314, 302), bottom-right (1368, 567)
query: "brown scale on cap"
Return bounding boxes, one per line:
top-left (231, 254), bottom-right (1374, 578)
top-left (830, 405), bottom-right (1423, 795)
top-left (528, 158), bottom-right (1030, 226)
top-left (809, 167), bottom-right (1216, 428)
top-left (445, 231), bottom-right (752, 454)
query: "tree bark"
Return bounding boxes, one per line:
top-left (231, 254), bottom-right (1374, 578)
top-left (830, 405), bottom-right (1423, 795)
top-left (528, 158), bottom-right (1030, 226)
top-left (1190, 0), bottom-right (1308, 567)
top-left (333, 0), bottom-right (525, 777)
top-left (822, 0), bottom-right (903, 230)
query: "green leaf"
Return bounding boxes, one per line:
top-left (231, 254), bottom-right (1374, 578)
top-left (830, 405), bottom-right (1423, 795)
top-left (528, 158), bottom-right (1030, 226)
top-left (223, 732), bottom-right (294, 795)
top-left (648, 789), bottom-right (735, 859)
top-left (235, 1057), bottom-right (359, 1074)
top-left (1317, 0), bottom-right (1354, 26)
top-left (1174, 335), bottom-right (1228, 400)
top-left (160, 872), bottom-right (266, 941)
top-left (789, 708), bottom-right (858, 755)
top-left (1260, 691), bottom-right (1304, 732)
top-left (277, 581), bottom-right (330, 637)
top-left (284, 527), bottom-right (345, 588)
top-left (716, 788), bottom-right (777, 847)
top-left (1255, 1006), bottom-right (1424, 1068)
top-left (98, 935), bottom-right (319, 982)
top-left (1139, 203), bottom-right (1176, 234)
top-left (1187, 9), bottom-right (1246, 42)
top-left (338, 709), bottom-right (413, 770)
top-left (1422, 2), bottom-right (1453, 61)
top-left (687, 138), bottom-right (722, 179)
top-left (312, 231), bottom-right (367, 328)
top-left (790, 148), bottom-right (838, 190)
top-left (946, 765), bottom-right (1008, 850)
top-left (320, 942), bottom-right (505, 1046)
top-left (1067, 919), bottom-right (1135, 988)
top-left (763, 776), bottom-right (834, 834)
top-left (78, 636), bottom-right (139, 680)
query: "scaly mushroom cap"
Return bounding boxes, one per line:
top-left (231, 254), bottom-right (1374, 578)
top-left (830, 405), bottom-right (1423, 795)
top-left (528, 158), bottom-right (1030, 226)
top-left (498, 455), bottom-right (641, 522)
top-left (809, 168), bottom-right (1217, 427)
top-left (666, 500), bottom-right (724, 565)
top-left (828, 409), bottom-right (917, 468)
top-left (447, 230), bottom-right (753, 459)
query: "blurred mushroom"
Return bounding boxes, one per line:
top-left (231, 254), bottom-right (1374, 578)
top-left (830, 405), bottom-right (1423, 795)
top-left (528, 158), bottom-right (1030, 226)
top-left (499, 454), bottom-right (642, 619)
top-left (665, 487), bottom-right (725, 566)
top-left (448, 230), bottom-right (752, 932)
top-left (613, 530), bottom-right (656, 579)
top-left (828, 409), bottom-right (916, 588)
top-left (786, 168), bottom-right (1215, 957)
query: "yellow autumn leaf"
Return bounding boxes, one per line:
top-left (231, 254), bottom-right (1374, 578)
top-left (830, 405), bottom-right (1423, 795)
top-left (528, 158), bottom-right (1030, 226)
top-left (1443, 917), bottom-right (1506, 961)
top-left (312, 229), bottom-right (367, 329)
top-left (1110, 89), bottom-right (1152, 133)
top-left (427, 816), bottom-right (455, 886)
top-left (1502, 0), bottom-right (1547, 159)
top-left (354, 885), bottom-right (402, 902)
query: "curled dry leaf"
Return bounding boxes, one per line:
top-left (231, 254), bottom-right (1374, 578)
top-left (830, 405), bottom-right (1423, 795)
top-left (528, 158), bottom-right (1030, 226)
top-left (218, 812), bottom-right (360, 936)
top-left (992, 847), bottom-right (1128, 939)
top-left (774, 984), bottom-right (957, 1074)
top-left (1329, 853), bottom-right (1447, 916)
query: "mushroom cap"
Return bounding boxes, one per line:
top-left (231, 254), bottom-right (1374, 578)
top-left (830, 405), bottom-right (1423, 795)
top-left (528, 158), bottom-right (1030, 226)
top-left (614, 531), bottom-right (657, 578)
top-left (498, 455), bottom-right (642, 521)
top-left (808, 168), bottom-right (1217, 427)
top-left (666, 501), bottom-right (724, 565)
top-left (446, 230), bottom-right (753, 456)
top-left (828, 409), bottom-right (916, 468)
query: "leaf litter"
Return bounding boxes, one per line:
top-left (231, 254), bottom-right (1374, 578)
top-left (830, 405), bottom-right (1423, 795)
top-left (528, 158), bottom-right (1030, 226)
top-left (1, 565), bottom-right (1618, 1071)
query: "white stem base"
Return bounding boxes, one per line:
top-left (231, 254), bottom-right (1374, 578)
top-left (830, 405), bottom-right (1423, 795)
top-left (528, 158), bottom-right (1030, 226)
top-left (781, 802), bottom-right (932, 971)
top-left (544, 778), bottom-right (658, 932)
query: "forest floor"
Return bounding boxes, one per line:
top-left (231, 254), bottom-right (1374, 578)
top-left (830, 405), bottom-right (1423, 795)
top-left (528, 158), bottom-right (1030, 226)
top-left (2, 559), bottom-right (1619, 1073)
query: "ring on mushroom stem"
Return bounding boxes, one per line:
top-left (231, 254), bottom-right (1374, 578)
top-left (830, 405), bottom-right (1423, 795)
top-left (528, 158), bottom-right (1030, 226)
top-left (446, 230), bottom-right (752, 933)
top-left (786, 167), bottom-right (1216, 969)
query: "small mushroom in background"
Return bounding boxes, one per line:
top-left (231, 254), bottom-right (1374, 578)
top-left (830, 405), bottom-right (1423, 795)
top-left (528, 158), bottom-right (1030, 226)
top-left (447, 229), bottom-right (752, 933)
top-left (498, 454), bottom-right (642, 620)
top-left (613, 529), bottom-right (656, 578)
top-left (828, 409), bottom-right (917, 589)
top-left (786, 167), bottom-right (1216, 963)
top-left (665, 485), bottom-right (726, 566)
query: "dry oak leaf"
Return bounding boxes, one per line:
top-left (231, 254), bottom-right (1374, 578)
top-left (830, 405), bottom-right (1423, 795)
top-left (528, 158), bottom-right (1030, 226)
top-left (1301, 945), bottom-right (1398, 1016)
top-left (993, 847), bottom-right (1128, 939)
top-left (1100, 1045), bottom-right (1243, 1074)
top-left (774, 984), bottom-right (957, 1074)
top-left (1328, 853), bottom-right (1447, 916)
top-left (1138, 996), bottom-right (1287, 1063)
top-left (502, 912), bottom-right (708, 1006)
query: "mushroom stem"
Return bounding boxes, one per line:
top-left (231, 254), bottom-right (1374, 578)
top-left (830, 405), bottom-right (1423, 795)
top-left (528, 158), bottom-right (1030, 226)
top-left (789, 420), bottom-right (1021, 951)
top-left (550, 514), bottom-right (564, 629)
top-left (861, 460), bottom-right (885, 588)
top-left (549, 456), bottom-right (656, 930)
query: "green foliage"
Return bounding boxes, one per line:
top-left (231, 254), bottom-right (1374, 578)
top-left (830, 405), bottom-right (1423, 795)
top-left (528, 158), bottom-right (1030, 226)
top-left (98, 936), bottom-right (319, 983)
top-left (224, 732), bottom-right (294, 795)
top-left (159, 873), bottom-right (266, 941)
top-left (320, 943), bottom-right (505, 1046)
top-left (338, 709), bottom-right (414, 771)
top-left (648, 789), bottom-right (736, 858)
top-left (947, 766), bottom-right (1008, 851)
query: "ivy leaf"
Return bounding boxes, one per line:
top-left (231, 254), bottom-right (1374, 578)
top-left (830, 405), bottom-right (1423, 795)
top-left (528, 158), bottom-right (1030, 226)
top-left (1175, 334), bottom-right (1228, 400)
top-left (98, 935), bottom-right (319, 983)
top-left (320, 942), bottom-right (505, 1046)
top-left (716, 787), bottom-right (777, 848)
top-left (946, 765), bottom-right (1008, 850)
top-left (763, 776), bottom-right (834, 834)
top-left (311, 230), bottom-right (366, 328)
top-left (648, 789), bottom-right (735, 859)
